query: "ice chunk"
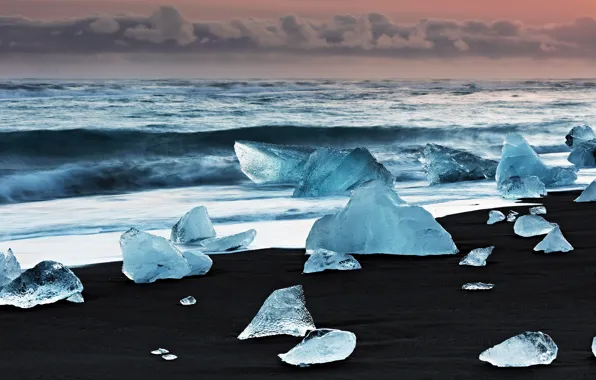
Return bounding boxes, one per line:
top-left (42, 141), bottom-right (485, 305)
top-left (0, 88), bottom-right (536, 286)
top-left (568, 140), bottom-right (596, 168)
top-left (565, 125), bottom-right (595, 148)
top-left (507, 210), bottom-right (519, 222)
top-left (200, 229), bottom-right (256, 252)
top-left (120, 228), bottom-right (191, 284)
top-left (66, 292), bottom-right (85, 303)
top-left (459, 246), bottom-right (494, 267)
top-left (592, 337), bottom-right (596, 358)
top-left (487, 210), bottom-right (505, 225)
top-left (0, 248), bottom-right (21, 287)
top-left (306, 181), bottom-right (458, 256)
top-left (496, 133), bottom-right (577, 187)
top-left (234, 141), bottom-right (315, 184)
top-left (151, 348), bottom-right (169, 355)
top-left (0, 261), bottom-right (83, 309)
top-left (303, 249), bottom-right (361, 274)
top-left (162, 354), bottom-right (178, 361)
top-left (421, 143), bottom-right (498, 185)
top-left (529, 206), bottom-right (547, 215)
top-left (498, 176), bottom-right (547, 200)
top-left (479, 331), bottom-right (558, 367)
top-left (180, 296), bottom-right (196, 306)
top-left (514, 215), bottom-right (557, 237)
top-left (238, 285), bottom-right (316, 340)
top-left (462, 282), bottom-right (494, 291)
top-left (534, 226), bottom-right (573, 253)
top-left (181, 250), bottom-right (213, 276)
top-left (575, 180), bottom-right (596, 202)
top-left (293, 147), bottom-right (393, 198)
top-left (170, 206), bottom-right (216, 244)
top-left (278, 329), bottom-right (357, 367)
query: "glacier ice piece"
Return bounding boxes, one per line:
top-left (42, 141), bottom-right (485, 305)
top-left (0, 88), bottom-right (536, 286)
top-left (534, 226), bottom-right (573, 253)
top-left (421, 143), bottom-right (498, 185)
top-left (529, 206), bottom-right (546, 215)
top-left (181, 250), bottom-right (213, 276)
top-left (238, 285), bottom-right (316, 340)
top-left (180, 296), bottom-right (196, 306)
top-left (120, 228), bottom-right (191, 284)
top-left (303, 249), bottom-right (361, 274)
top-left (462, 282), bottom-right (494, 291)
top-left (151, 348), bottom-right (169, 355)
top-left (162, 354), bottom-right (178, 361)
top-left (306, 180), bottom-right (458, 256)
top-left (575, 180), bottom-right (596, 203)
top-left (66, 292), bottom-right (85, 303)
top-left (0, 261), bottom-right (83, 309)
top-left (0, 248), bottom-right (21, 287)
top-left (234, 141), bottom-right (315, 184)
top-left (592, 337), bottom-right (596, 358)
top-left (278, 329), bottom-right (357, 367)
top-left (565, 125), bottom-right (595, 148)
top-left (479, 331), bottom-right (558, 367)
top-left (498, 176), bottom-right (547, 200)
top-left (171, 206), bottom-right (216, 244)
top-left (513, 215), bottom-right (557, 237)
top-left (459, 246), bottom-right (494, 267)
top-left (487, 210), bottom-right (505, 225)
top-left (200, 229), bottom-right (256, 252)
top-left (507, 210), bottom-right (519, 222)
top-left (496, 133), bottom-right (577, 187)
top-left (293, 147), bottom-right (394, 198)
top-left (567, 140), bottom-right (596, 168)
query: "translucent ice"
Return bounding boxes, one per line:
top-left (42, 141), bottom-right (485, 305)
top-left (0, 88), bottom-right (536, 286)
top-left (162, 354), bottom-right (178, 361)
top-left (200, 229), bottom-right (256, 252)
top-left (534, 226), bottom-right (573, 253)
top-left (181, 250), bottom-right (213, 276)
top-left (496, 133), bottom-right (577, 187)
top-left (507, 210), bottom-right (520, 222)
top-left (487, 210), bottom-right (505, 225)
top-left (421, 143), bottom-right (498, 185)
top-left (180, 296), bottom-right (196, 306)
top-left (514, 215), bottom-right (557, 237)
top-left (565, 125), bottom-right (595, 148)
top-left (592, 337), bottom-right (596, 358)
top-left (529, 206), bottom-right (547, 215)
top-left (459, 246), bottom-right (494, 267)
top-left (120, 228), bottom-right (191, 284)
top-left (479, 331), bottom-right (558, 367)
top-left (278, 329), bottom-right (357, 367)
top-left (151, 348), bottom-right (169, 355)
top-left (238, 285), bottom-right (316, 340)
top-left (303, 249), bottom-right (361, 274)
top-left (66, 292), bottom-right (85, 303)
top-left (0, 248), bottom-right (21, 287)
top-left (567, 140), bottom-right (596, 168)
top-left (498, 176), bottom-right (547, 200)
top-left (462, 282), bottom-right (494, 291)
top-left (575, 180), bottom-right (596, 202)
top-left (234, 140), bottom-right (315, 184)
top-left (293, 147), bottom-right (393, 198)
top-left (0, 261), bottom-right (83, 309)
top-left (306, 181), bottom-right (458, 256)
top-left (170, 206), bottom-right (216, 244)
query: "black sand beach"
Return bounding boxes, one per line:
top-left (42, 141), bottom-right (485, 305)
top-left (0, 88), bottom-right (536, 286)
top-left (2, 191), bottom-right (596, 379)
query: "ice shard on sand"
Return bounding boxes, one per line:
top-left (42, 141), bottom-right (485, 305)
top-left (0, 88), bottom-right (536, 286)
top-left (279, 329), bottom-right (357, 367)
top-left (479, 331), bottom-right (558, 367)
top-left (487, 210), bottom-right (505, 225)
top-left (534, 226), bottom-right (573, 253)
top-left (303, 249), bottom-right (361, 274)
top-left (459, 246), bottom-right (494, 267)
top-left (575, 180), bottom-right (596, 203)
top-left (513, 215), bottom-right (557, 237)
top-left (200, 229), bottom-right (256, 252)
top-left (498, 176), bottom-right (547, 199)
top-left (170, 206), bottom-right (216, 244)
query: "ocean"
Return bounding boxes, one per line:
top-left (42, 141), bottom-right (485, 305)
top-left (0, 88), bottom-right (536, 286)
top-left (1, 78), bottom-right (595, 267)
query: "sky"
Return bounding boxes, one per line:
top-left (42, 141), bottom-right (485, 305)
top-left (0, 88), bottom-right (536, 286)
top-left (1, 0), bottom-right (596, 78)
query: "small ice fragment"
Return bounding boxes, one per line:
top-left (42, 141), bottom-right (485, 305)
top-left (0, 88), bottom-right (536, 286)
top-left (479, 331), bottom-right (558, 367)
top-left (162, 354), bottom-right (178, 361)
top-left (0, 261), bottom-right (83, 309)
top-left (507, 210), bottom-right (519, 223)
top-left (181, 250), bottom-right (213, 276)
top-left (514, 215), bottom-right (557, 237)
top-left (151, 348), bottom-right (169, 355)
top-left (171, 206), bottom-right (216, 244)
top-left (201, 229), bottom-right (256, 252)
top-left (278, 329), bottom-right (357, 367)
top-left (462, 282), bottom-right (494, 291)
top-left (529, 206), bottom-right (547, 215)
top-left (238, 285), bottom-right (316, 340)
top-left (0, 248), bottom-right (21, 287)
top-left (499, 176), bottom-right (547, 200)
top-left (459, 246), bottom-right (494, 267)
top-left (592, 337), bottom-right (596, 357)
top-left (66, 292), bottom-right (85, 303)
top-left (180, 296), bottom-right (196, 306)
top-left (534, 226), bottom-right (573, 253)
top-left (575, 180), bottom-right (596, 203)
top-left (421, 143), bottom-right (498, 185)
top-left (303, 249), bottom-right (361, 274)
top-left (487, 210), bottom-right (505, 225)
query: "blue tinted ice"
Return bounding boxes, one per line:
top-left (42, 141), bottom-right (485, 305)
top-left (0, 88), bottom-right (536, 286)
top-left (200, 229), bottom-right (256, 252)
top-left (565, 125), bottom-right (595, 148)
top-left (487, 210), bottom-right (506, 225)
top-left (479, 331), bottom-right (558, 367)
top-left (0, 248), bottom-right (21, 287)
top-left (530, 206), bottom-right (547, 215)
top-left (498, 176), bottom-right (547, 199)
top-left (181, 250), bottom-right (213, 276)
top-left (170, 206), bottom-right (216, 244)
top-left (303, 249), bottom-right (361, 274)
top-left (459, 246), bottom-right (494, 267)
top-left (513, 215), bottom-right (556, 237)
top-left (421, 143), bottom-right (497, 185)
top-left (575, 180), bottom-right (596, 202)
top-left (534, 226), bottom-right (573, 253)
top-left (278, 329), bottom-right (357, 367)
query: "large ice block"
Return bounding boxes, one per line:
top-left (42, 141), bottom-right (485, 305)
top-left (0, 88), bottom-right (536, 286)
top-left (234, 140), bottom-right (315, 184)
top-left (534, 226), bottom-right (573, 253)
top-left (575, 180), bottom-right (596, 202)
top-left (498, 176), bottom-right (547, 199)
top-left (421, 143), bottom-right (497, 185)
top-left (293, 147), bottom-right (393, 198)
top-left (278, 329), bottom-right (357, 367)
top-left (514, 215), bottom-right (557, 237)
top-left (200, 229), bottom-right (256, 252)
top-left (120, 228), bottom-right (191, 284)
top-left (306, 180), bottom-right (458, 256)
top-left (0, 261), bottom-right (83, 309)
top-left (459, 246), bottom-right (494, 267)
top-left (181, 250), bottom-right (213, 276)
top-left (565, 125), bottom-right (595, 148)
top-left (238, 285), bottom-right (316, 340)
top-left (303, 249), bottom-right (361, 274)
top-left (567, 140), bottom-right (596, 168)
top-left (496, 133), bottom-right (577, 187)
top-left (479, 331), bottom-right (558, 367)
top-left (0, 248), bottom-right (21, 288)
top-left (170, 206), bottom-right (216, 244)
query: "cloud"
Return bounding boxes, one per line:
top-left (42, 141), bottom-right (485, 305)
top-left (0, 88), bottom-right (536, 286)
top-left (124, 6), bottom-right (196, 45)
top-left (89, 17), bottom-right (120, 34)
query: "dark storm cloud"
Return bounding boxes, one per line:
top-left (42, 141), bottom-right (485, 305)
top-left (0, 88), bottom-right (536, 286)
top-left (0, 5), bottom-right (595, 59)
